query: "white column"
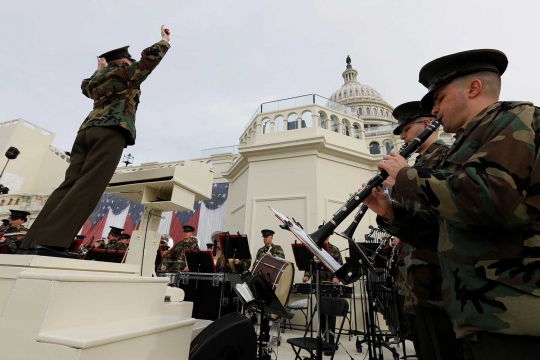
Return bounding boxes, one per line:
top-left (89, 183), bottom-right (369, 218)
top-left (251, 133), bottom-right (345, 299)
top-left (270, 120), bottom-right (275, 132)
top-left (312, 113), bottom-right (319, 128)
top-left (283, 118), bottom-right (288, 131)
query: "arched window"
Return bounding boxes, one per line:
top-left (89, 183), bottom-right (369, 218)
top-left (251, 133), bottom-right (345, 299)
top-left (287, 114), bottom-right (298, 130)
top-left (342, 121), bottom-right (350, 136)
top-left (369, 142), bottom-right (380, 155)
top-left (353, 124), bottom-right (360, 139)
top-left (274, 116), bottom-right (284, 132)
top-left (318, 112), bottom-right (326, 128)
top-left (302, 111), bottom-right (313, 128)
top-left (383, 140), bottom-right (393, 155)
top-left (330, 117), bottom-right (338, 132)
top-left (366, 108), bottom-right (370, 116)
top-left (261, 118), bottom-right (270, 134)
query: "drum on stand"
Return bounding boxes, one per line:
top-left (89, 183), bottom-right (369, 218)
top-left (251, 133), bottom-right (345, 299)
top-left (252, 254), bottom-right (294, 307)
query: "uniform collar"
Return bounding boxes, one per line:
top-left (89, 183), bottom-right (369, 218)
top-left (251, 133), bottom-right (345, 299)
top-left (454, 102), bottom-right (502, 139)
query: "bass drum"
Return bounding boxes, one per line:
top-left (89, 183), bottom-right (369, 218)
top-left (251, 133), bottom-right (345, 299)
top-left (252, 254), bottom-right (294, 307)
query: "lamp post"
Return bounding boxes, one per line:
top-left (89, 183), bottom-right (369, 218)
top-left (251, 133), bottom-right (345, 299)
top-left (0, 146), bottom-right (20, 180)
top-left (123, 153), bottom-right (134, 167)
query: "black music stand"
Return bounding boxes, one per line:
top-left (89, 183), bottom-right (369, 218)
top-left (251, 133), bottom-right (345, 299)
top-left (291, 243), bottom-right (317, 336)
top-left (84, 249), bottom-right (126, 263)
top-left (232, 273), bottom-right (289, 360)
top-left (219, 233), bottom-right (252, 264)
top-left (185, 250), bottom-right (216, 273)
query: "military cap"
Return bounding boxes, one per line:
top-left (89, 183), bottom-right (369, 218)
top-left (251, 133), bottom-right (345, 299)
top-left (120, 233), bottom-right (131, 240)
top-left (99, 46), bottom-right (136, 63)
top-left (392, 101), bottom-right (436, 135)
top-left (261, 229), bottom-right (275, 237)
top-left (183, 225), bottom-right (195, 233)
top-left (419, 49), bottom-right (508, 110)
top-left (1, 219), bottom-right (9, 226)
top-left (108, 226), bottom-right (124, 236)
top-left (206, 243), bottom-right (214, 249)
top-left (8, 209), bottom-right (30, 220)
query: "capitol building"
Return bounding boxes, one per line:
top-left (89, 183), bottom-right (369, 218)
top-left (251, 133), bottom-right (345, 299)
top-left (0, 56), bottom-right (450, 283)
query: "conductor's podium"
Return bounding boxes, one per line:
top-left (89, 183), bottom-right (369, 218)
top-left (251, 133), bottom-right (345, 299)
top-left (0, 161), bottom-right (214, 360)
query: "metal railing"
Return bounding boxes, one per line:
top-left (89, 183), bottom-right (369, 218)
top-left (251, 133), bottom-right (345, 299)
top-left (201, 145), bottom-right (238, 158)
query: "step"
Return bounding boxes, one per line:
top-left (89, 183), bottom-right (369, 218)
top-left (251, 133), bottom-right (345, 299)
top-left (36, 315), bottom-right (195, 349)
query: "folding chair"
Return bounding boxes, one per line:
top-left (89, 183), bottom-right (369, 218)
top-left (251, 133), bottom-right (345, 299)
top-left (287, 297), bottom-right (349, 360)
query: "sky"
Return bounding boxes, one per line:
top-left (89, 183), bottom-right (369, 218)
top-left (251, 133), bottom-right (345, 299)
top-left (1, 0), bottom-right (538, 165)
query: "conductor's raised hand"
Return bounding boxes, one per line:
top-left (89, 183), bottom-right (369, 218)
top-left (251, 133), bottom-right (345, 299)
top-left (97, 57), bottom-right (107, 70)
top-left (360, 183), bottom-right (394, 220)
top-left (161, 25), bottom-right (171, 42)
top-left (377, 152), bottom-right (409, 179)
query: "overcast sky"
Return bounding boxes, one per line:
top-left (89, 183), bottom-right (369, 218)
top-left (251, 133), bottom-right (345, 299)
top-left (1, 0), bottom-right (538, 165)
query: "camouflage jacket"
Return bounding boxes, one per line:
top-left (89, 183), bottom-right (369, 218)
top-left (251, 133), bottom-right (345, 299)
top-left (79, 40), bottom-right (170, 146)
top-left (304, 242), bottom-right (343, 282)
top-left (104, 240), bottom-right (128, 251)
top-left (4, 225), bottom-right (27, 254)
top-left (394, 140), bottom-right (449, 310)
top-left (255, 244), bottom-right (285, 262)
top-left (163, 237), bottom-right (200, 272)
top-left (385, 102), bottom-right (540, 338)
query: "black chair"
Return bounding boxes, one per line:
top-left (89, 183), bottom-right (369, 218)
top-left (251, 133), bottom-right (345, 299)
top-left (287, 297), bottom-right (349, 360)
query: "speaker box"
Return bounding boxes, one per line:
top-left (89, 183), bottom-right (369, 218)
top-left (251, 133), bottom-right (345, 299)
top-left (189, 312), bottom-right (257, 360)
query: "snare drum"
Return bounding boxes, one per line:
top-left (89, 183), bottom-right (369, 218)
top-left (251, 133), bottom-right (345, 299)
top-left (156, 272), bottom-right (179, 287)
top-left (252, 254), bottom-right (294, 306)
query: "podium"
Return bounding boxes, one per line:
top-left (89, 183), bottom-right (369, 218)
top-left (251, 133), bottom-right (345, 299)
top-left (0, 161), bottom-right (214, 360)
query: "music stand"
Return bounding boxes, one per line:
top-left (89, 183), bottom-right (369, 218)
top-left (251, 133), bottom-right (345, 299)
top-left (218, 233), bottom-right (251, 262)
top-left (185, 250), bottom-right (216, 273)
top-left (232, 273), bottom-right (289, 360)
top-left (69, 239), bottom-right (83, 253)
top-left (84, 249), bottom-right (126, 263)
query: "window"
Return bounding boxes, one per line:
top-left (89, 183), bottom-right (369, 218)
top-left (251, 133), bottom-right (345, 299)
top-left (342, 122), bottom-right (350, 136)
top-left (357, 107), bottom-right (362, 116)
top-left (330, 118), bottom-right (338, 132)
top-left (383, 140), bottom-right (393, 155)
top-left (369, 142), bottom-right (380, 155)
top-left (353, 124), bottom-right (360, 139)
top-left (366, 108), bottom-right (370, 116)
top-left (261, 119), bottom-right (270, 134)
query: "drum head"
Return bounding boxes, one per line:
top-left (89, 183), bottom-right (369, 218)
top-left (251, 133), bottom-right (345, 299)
top-left (275, 264), bottom-right (294, 306)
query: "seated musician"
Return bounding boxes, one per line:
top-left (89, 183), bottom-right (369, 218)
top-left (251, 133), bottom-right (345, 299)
top-left (161, 225), bottom-right (199, 272)
top-left (119, 233), bottom-right (131, 249)
top-left (103, 226), bottom-right (128, 251)
top-left (92, 238), bottom-right (105, 249)
top-left (301, 226), bottom-right (343, 355)
top-left (254, 229), bottom-right (285, 262)
top-left (2, 210), bottom-right (30, 254)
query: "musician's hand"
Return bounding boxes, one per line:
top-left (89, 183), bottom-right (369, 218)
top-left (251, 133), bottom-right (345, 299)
top-left (97, 57), bottom-right (107, 70)
top-left (382, 176), bottom-right (395, 190)
top-left (332, 277), bottom-right (339, 285)
top-left (361, 183), bottom-right (394, 220)
top-left (302, 276), bottom-right (309, 283)
top-left (161, 265), bottom-right (166, 271)
top-left (391, 237), bottom-right (400, 247)
top-left (378, 152), bottom-right (409, 180)
top-left (234, 259), bottom-right (240, 265)
top-left (161, 25), bottom-right (171, 42)
top-left (183, 267), bottom-right (190, 272)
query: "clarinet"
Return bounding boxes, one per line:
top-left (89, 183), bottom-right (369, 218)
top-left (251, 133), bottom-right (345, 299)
top-left (309, 119), bottom-right (441, 247)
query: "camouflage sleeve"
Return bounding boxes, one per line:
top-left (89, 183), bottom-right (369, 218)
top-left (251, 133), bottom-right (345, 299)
top-left (394, 105), bottom-right (539, 226)
top-left (81, 71), bottom-right (98, 98)
top-left (274, 246), bottom-right (285, 259)
top-left (125, 40), bottom-right (170, 85)
top-left (376, 202), bottom-right (439, 252)
top-left (237, 259), bottom-right (251, 272)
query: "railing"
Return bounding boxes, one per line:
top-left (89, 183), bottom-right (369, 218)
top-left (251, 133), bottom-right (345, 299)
top-left (365, 124), bottom-right (398, 137)
top-left (245, 94), bottom-right (359, 128)
top-left (49, 145), bottom-right (71, 163)
top-left (201, 145), bottom-right (238, 158)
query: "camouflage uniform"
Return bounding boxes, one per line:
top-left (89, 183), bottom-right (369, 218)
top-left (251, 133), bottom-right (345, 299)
top-left (20, 40), bottom-right (170, 250)
top-left (4, 225), bottom-right (28, 254)
top-left (104, 240), bottom-right (128, 251)
top-left (384, 102), bottom-right (540, 339)
top-left (254, 244), bottom-right (285, 262)
top-left (303, 242), bottom-right (343, 282)
top-left (163, 237), bottom-right (200, 272)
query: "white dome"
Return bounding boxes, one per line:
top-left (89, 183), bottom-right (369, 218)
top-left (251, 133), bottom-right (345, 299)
top-left (328, 57), bottom-right (396, 125)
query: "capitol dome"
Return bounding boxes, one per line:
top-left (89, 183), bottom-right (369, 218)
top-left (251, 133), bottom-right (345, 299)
top-left (328, 56), bottom-right (396, 126)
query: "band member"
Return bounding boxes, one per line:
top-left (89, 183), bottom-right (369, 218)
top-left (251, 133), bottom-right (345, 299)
top-left (119, 233), bottom-right (131, 248)
top-left (92, 238), bottom-right (105, 249)
top-left (302, 226), bottom-right (343, 355)
top-left (0, 219), bottom-right (9, 233)
top-left (162, 225), bottom-right (200, 272)
top-left (366, 50), bottom-right (540, 359)
top-left (103, 227), bottom-right (127, 251)
top-left (1, 210), bottom-right (30, 254)
top-left (219, 252), bottom-right (252, 274)
top-left (19, 25), bottom-right (171, 258)
top-left (254, 229), bottom-right (285, 261)
top-left (387, 101), bottom-right (462, 360)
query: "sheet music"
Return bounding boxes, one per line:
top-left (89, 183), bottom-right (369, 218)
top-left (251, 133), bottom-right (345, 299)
top-left (269, 207), bottom-right (341, 273)
top-left (236, 282), bottom-right (255, 303)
